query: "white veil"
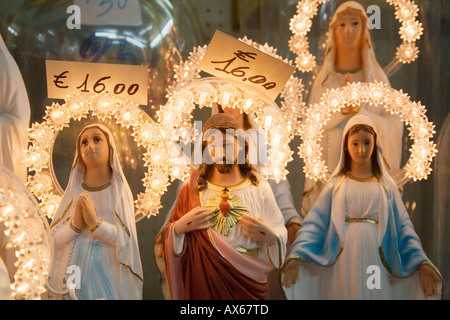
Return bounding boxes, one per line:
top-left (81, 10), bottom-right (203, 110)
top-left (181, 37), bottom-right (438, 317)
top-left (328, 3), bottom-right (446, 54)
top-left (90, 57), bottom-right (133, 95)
top-left (49, 123), bottom-right (142, 295)
top-left (330, 114), bottom-right (395, 185)
top-left (0, 32), bottom-right (30, 183)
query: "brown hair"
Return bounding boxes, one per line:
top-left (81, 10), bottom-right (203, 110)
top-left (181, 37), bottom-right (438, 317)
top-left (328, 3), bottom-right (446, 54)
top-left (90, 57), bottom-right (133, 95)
top-left (341, 123), bottom-right (381, 179)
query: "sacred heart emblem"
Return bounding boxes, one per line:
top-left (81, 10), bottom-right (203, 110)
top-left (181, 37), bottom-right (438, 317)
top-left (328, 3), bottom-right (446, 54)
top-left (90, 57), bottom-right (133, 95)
top-left (219, 190), bottom-right (231, 216)
top-left (204, 188), bottom-right (248, 236)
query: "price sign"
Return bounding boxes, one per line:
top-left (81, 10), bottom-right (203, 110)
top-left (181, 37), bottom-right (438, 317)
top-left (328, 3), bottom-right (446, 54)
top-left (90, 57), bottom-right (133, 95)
top-left (73, 0), bottom-right (143, 26)
top-left (198, 30), bottom-right (296, 101)
top-left (45, 60), bottom-right (148, 105)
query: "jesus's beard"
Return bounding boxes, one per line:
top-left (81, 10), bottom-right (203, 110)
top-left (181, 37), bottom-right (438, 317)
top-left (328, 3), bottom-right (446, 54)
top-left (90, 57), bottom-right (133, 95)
top-left (214, 162), bottom-right (235, 174)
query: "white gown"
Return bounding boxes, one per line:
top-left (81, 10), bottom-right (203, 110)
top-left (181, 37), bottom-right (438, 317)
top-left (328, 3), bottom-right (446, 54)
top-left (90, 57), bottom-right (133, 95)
top-left (52, 182), bottom-right (141, 300)
top-left (58, 183), bottom-right (119, 299)
top-left (0, 33), bottom-right (30, 183)
top-left (287, 176), bottom-right (438, 300)
top-left (0, 257), bottom-right (12, 300)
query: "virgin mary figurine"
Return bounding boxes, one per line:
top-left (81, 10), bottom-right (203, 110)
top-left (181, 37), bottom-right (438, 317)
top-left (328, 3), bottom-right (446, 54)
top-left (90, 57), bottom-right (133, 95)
top-left (0, 32), bottom-right (30, 183)
top-left (48, 124), bottom-right (143, 300)
top-left (282, 115), bottom-right (442, 300)
top-left (301, 1), bottom-right (404, 217)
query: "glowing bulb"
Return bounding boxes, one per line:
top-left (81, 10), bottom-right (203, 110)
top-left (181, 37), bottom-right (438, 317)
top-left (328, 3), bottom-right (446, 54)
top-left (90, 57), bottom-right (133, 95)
top-left (52, 110), bottom-right (63, 119)
top-left (330, 97), bottom-right (339, 107)
top-left (172, 167), bottom-right (180, 177)
top-left (302, 4), bottom-right (312, 15)
top-left (264, 115), bottom-right (273, 130)
top-left (405, 26), bottom-right (416, 38)
top-left (152, 154), bottom-right (161, 163)
top-left (165, 113), bottom-right (173, 123)
top-left (401, 8), bottom-right (410, 18)
top-left (295, 21), bottom-right (305, 32)
top-left (272, 134), bottom-right (282, 144)
top-left (222, 92), bottom-right (231, 105)
top-left (300, 56), bottom-right (310, 66)
top-left (123, 111), bottom-right (132, 121)
top-left (313, 111), bottom-right (322, 122)
top-left (242, 99), bottom-right (253, 112)
top-left (151, 178), bottom-right (161, 189)
top-left (141, 130), bottom-right (150, 140)
top-left (371, 89), bottom-right (382, 99)
top-left (198, 93), bottom-right (207, 106)
top-left (1, 205), bottom-right (14, 219)
top-left (177, 99), bottom-right (187, 110)
top-left (420, 147), bottom-right (428, 158)
top-left (312, 165), bottom-right (320, 177)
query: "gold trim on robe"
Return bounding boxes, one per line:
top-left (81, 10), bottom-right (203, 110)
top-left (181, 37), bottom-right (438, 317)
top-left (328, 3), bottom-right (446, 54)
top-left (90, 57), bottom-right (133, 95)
top-left (50, 199), bottom-right (73, 228)
top-left (81, 181), bottom-right (111, 192)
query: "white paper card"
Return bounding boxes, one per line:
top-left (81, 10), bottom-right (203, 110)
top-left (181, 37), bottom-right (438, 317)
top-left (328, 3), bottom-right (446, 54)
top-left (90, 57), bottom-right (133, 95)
top-left (46, 60), bottom-right (148, 105)
top-left (198, 30), bottom-right (295, 101)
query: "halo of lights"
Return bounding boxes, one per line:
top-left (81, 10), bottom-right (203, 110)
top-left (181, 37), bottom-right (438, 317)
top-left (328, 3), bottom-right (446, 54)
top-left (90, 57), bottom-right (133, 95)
top-left (0, 165), bottom-right (51, 299)
top-left (25, 91), bottom-right (172, 219)
top-left (289, 0), bottom-right (423, 72)
top-left (299, 81), bottom-right (437, 183)
top-left (158, 39), bottom-right (307, 182)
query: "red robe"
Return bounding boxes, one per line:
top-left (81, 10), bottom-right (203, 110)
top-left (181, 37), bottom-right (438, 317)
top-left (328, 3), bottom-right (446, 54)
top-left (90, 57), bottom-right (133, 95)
top-left (156, 170), bottom-right (273, 300)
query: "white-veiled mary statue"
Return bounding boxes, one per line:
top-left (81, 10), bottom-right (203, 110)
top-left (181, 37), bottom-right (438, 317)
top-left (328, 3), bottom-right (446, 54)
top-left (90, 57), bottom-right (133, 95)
top-left (282, 115), bottom-right (442, 300)
top-left (301, 1), bottom-right (404, 217)
top-left (48, 124), bottom-right (143, 300)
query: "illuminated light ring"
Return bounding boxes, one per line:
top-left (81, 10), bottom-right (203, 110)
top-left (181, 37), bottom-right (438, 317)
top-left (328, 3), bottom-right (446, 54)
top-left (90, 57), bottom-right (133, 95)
top-left (167, 43), bottom-right (306, 135)
top-left (298, 81), bottom-right (437, 183)
top-left (25, 91), bottom-right (172, 220)
top-left (158, 40), bottom-right (306, 183)
top-left (0, 165), bottom-right (51, 299)
top-left (289, 0), bottom-right (423, 72)
top-left (159, 77), bottom-right (296, 182)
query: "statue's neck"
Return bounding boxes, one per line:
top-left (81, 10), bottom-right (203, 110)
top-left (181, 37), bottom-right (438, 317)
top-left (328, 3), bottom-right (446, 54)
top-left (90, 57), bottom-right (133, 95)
top-left (209, 165), bottom-right (244, 187)
top-left (349, 161), bottom-right (372, 179)
top-left (83, 165), bottom-right (112, 187)
top-left (335, 46), bottom-right (362, 72)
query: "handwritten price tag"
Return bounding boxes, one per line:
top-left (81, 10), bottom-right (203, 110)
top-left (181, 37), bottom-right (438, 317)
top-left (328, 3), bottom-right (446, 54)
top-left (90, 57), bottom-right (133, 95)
top-left (198, 30), bottom-right (295, 101)
top-left (45, 60), bottom-right (148, 105)
top-left (73, 0), bottom-right (143, 26)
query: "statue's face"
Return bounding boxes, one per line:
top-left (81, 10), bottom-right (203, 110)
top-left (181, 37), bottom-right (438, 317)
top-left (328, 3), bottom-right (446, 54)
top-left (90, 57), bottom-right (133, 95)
top-left (205, 130), bottom-right (240, 174)
top-left (333, 10), bottom-right (364, 50)
top-left (79, 128), bottom-right (110, 169)
top-left (347, 129), bottom-right (375, 167)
